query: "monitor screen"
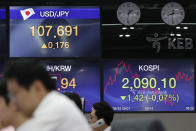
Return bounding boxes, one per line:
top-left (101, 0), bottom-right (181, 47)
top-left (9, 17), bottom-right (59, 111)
top-left (42, 60), bottom-right (100, 112)
top-left (0, 7), bottom-right (6, 58)
top-left (10, 6), bottom-right (100, 57)
top-left (104, 59), bottom-right (194, 112)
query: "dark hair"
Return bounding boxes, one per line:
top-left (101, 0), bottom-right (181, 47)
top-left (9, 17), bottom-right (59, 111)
top-left (93, 101), bottom-right (114, 126)
top-left (0, 80), bottom-right (9, 104)
top-left (4, 60), bottom-right (55, 91)
top-left (64, 92), bottom-right (82, 111)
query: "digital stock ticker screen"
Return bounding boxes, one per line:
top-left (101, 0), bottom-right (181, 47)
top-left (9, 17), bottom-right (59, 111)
top-left (9, 6), bottom-right (100, 57)
top-left (0, 7), bottom-right (6, 58)
top-left (42, 60), bottom-right (100, 112)
top-left (104, 59), bottom-right (194, 112)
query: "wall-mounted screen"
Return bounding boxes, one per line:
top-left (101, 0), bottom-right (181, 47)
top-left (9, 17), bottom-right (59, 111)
top-left (0, 7), bottom-right (6, 58)
top-left (104, 59), bottom-right (194, 112)
top-left (42, 60), bottom-right (100, 112)
top-left (10, 6), bottom-right (100, 57)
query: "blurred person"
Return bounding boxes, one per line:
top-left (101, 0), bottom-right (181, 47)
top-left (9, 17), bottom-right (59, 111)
top-left (4, 60), bottom-right (92, 131)
top-left (63, 92), bottom-right (83, 111)
top-left (0, 80), bottom-right (28, 131)
top-left (89, 102), bottom-right (114, 131)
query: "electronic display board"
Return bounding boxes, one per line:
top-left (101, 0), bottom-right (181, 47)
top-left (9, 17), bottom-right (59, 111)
top-left (42, 60), bottom-right (100, 112)
top-left (0, 7), bottom-right (6, 58)
top-left (10, 6), bottom-right (100, 57)
top-left (104, 59), bottom-right (194, 112)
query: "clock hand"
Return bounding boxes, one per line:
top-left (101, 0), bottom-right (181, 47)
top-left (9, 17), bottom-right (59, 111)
top-left (172, 9), bottom-right (175, 15)
top-left (172, 9), bottom-right (174, 24)
top-left (126, 10), bottom-right (133, 24)
top-left (128, 10), bottom-right (133, 15)
top-left (168, 11), bottom-right (175, 16)
top-left (127, 16), bottom-right (130, 24)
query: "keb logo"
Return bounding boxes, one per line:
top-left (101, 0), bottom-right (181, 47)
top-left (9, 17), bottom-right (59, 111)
top-left (146, 33), bottom-right (168, 53)
top-left (146, 33), bottom-right (194, 53)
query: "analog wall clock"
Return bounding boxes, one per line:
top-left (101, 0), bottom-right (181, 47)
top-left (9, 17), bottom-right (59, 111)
top-left (117, 2), bottom-right (141, 26)
top-left (161, 2), bottom-right (185, 26)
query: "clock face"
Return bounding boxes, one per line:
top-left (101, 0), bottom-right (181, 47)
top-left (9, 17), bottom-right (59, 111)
top-left (117, 2), bottom-right (141, 26)
top-left (161, 2), bottom-right (185, 26)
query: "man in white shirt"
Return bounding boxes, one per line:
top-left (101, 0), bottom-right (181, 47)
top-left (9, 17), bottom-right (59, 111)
top-left (5, 60), bottom-right (92, 131)
top-left (89, 102), bottom-right (114, 131)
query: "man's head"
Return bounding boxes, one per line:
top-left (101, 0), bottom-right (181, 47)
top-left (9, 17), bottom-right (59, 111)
top-left (0, 80), bottom-right (16, 127)
top-left (89, 102), bottom-right (114, 130)
top-left (63, 92), bottom-right (83, 111)
top-left (5, 60), bottom-right (55, 117)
